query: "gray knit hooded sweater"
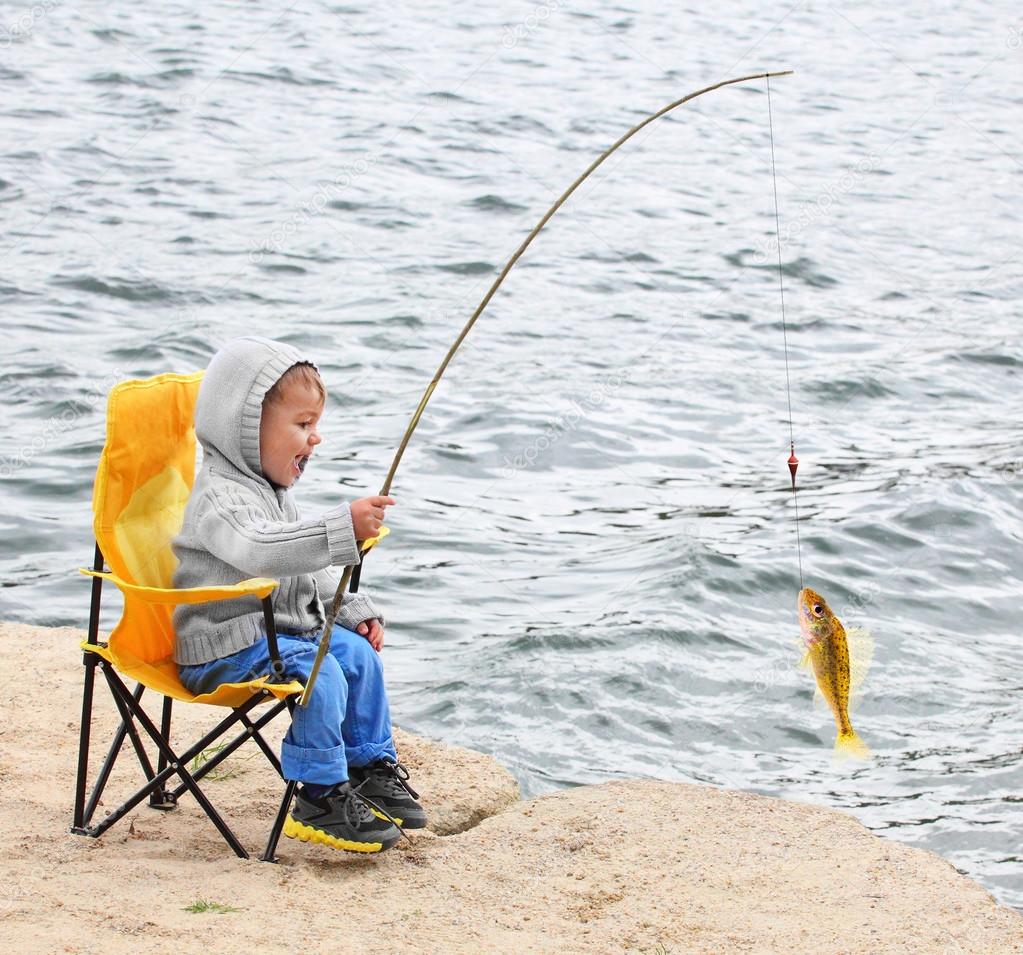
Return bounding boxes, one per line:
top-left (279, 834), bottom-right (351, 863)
top-left (172, 337), bottom-right (380, 665)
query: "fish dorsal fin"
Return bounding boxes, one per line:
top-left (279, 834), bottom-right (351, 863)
top-left (846, 626), bottom-right (874, 714)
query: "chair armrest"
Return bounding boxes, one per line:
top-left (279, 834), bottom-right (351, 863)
top-left (79, 569), bottom-right (277, 605)
top-left (361, 524), bottom-right (389, 551)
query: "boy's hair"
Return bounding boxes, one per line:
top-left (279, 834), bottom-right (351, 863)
top-left (263, 362), bottom-right (326, 406)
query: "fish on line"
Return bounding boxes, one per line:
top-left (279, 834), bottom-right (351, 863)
top-left (797, 587), bottom-right (873, 760)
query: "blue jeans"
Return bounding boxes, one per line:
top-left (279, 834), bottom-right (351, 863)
top-left (179, 625), bottom-right (397, 785)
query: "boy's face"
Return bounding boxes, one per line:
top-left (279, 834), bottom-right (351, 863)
top-left (259, 380), bottom-right (324, 487)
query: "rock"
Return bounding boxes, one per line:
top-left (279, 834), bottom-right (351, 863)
top-left (393, 727), bottom-right (519, 836)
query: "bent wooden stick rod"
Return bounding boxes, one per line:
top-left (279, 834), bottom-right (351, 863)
top-left (299, 69), bottom-right (794, 706)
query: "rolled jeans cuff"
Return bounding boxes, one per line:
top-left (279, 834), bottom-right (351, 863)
top-left (346, 737), bottom-right (398, 769)
top-left (281, 740), bottom-right (348, 786)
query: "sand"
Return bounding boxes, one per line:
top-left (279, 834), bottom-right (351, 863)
top-left (2, 622), bottom-right (1021, 954)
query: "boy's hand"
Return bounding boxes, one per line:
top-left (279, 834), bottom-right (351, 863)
top-left (350, 495), bottom-right (395, 540)
top-left (356, 618), bottom-right (384, 651)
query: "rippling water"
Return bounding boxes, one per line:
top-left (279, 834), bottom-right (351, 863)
top-left (1, 0), bottom-right (1021, 909)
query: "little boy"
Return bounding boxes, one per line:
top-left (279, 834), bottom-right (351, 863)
top-left (172, 336), bottom-right (424, 853)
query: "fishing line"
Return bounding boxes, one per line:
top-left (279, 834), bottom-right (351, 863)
top-left (765, 75), bottom-right (804, 589)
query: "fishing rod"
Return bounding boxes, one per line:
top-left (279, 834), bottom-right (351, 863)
top-left (299, 69), bottom-right (795, 706)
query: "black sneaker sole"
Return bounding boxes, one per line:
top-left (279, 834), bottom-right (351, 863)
top-left (283, 814), bottom-right (399, 852)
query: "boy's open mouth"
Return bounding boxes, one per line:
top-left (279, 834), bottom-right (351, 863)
top-left (294, 454), bottom-right (309, 476)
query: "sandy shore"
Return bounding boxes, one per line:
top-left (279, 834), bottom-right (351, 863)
top-left (2, 622), bottom-right (1021, 954)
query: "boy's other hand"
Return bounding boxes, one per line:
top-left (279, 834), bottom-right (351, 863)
top-left (356, 618), bottom-right (384, 651)
top-left (351, 495), bottom-right (395, 540)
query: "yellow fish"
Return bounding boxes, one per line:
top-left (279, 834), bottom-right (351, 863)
top-left (797, 587), bottom-right (872, 760)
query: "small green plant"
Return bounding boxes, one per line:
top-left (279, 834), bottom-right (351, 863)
top-left (183, 899), bottom-right (243, 915)
top-left (190, 742), bottom-right (256, 781)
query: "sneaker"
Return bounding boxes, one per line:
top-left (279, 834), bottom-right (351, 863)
top-left (283, 782), bottom-right (400, 853)
top-left (349, 758), bottom-right (428, 829)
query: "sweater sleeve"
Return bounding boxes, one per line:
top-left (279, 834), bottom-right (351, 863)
top-left (313, 567), bottom-right (385, 628)
top-left (196, 486), bottom-right (361, 578)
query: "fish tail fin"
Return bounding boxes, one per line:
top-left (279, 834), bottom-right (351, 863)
top-left (834, 729), bottom-right (871, 761)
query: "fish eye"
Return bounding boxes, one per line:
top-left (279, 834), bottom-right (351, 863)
top-left (812, 604), bottom-right (824, 616)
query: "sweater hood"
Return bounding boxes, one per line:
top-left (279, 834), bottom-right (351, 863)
top-left (195, 337), bottom-right (315, 482)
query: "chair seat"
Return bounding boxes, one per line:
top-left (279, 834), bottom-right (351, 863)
top-left (81, 641), bottom-right (303, 707)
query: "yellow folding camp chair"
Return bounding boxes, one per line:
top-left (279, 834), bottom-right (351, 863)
top-left (72, 371), bottom-right (305, 861)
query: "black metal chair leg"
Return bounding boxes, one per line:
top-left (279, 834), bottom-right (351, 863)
top-left (103, 667), bottom-right (250, 859)
top-left (72, 652), bottom-right (99, 833)
top-left (150, 696), bottom-right (176, 809)
top-left (84, 682), bottom-right (146, 825)
top-left (262, 780), bottom-right (298, 862)
top-left (101, 670), bottom-right (159, 783)
top-left (166, 696), bottom-right (279, 799)
top-left (238, 705), bottom-right (287, 778)
top-left (73, 544), bottom-right (106, 833)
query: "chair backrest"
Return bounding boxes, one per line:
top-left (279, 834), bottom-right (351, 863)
top-left (93, 372), bottom-right (203, 664)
